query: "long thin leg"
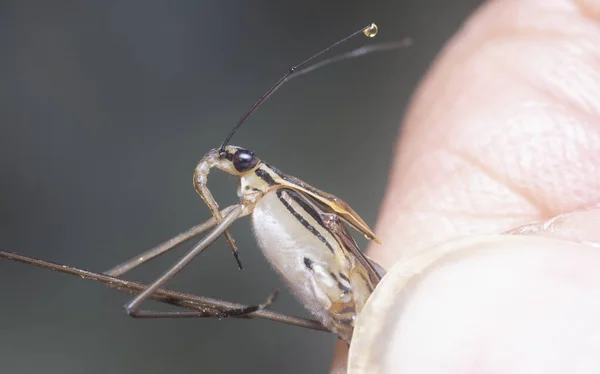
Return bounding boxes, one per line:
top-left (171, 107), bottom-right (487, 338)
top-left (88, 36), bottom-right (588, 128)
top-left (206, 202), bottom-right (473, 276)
top-left (125, 205), bottom-right (246, 317)
top-left (0, 250), bottom-right (327, 332)
top-left (105, 205), bottom-right (238, 277)
top-left (128, 290), bottom-right (278, 319)
top-left (193, 162), bottom-right (244, 270)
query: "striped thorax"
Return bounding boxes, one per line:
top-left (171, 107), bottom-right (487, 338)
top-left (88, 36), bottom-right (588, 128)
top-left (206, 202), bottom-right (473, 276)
top-left (194, 145), bottom-right (384, 342)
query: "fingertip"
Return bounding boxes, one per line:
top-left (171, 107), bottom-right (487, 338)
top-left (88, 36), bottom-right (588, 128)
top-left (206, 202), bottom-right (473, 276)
top-left (350, 235), bottom-right (600, 373)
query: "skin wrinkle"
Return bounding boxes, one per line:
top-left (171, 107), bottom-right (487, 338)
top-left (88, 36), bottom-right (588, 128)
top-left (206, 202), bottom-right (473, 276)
top-left (432, 148), bottom-right (539, 216)
top-left (475, 46), bottom-right (600, 207)
top-left (398, 42), bottom-right (539, 152)
top-left (440, 211), bottom-right (536, 221)
top-left (445, 148), bottom-right (552, 218)
top-left (376, 188), bottom-right (535, 263)
top-left (479, 4), bottom-right (600, 116)
top-left (398, 202), bottom-right (538, 222)
top-left (465, 6), bottom-right (600, 108)
top-left (457, 7), bottom-right (600, 119)
top-left (380, 122), bottom-right (563, 257)
top-left (484, 38), bottom-right (600, 120)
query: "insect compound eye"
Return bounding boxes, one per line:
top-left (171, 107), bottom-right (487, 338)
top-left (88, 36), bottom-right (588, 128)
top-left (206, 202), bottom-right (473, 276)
top-left (232, 150), bottom-right (258, 172)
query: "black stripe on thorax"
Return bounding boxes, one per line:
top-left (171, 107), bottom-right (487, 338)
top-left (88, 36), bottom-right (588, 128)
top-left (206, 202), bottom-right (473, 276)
top-left (270, 166), bottom-right (331, 200)
top-left (255, 167), bottom-right (277, 186)
top-left (276, 189), bottom-right (335, 254)
top-left (286, 190), bottom-right (326, 227)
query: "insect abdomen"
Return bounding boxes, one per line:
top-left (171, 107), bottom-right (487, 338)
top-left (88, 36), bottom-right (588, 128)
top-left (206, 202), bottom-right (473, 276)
top-left (251, 189), bottom-right (357, 341)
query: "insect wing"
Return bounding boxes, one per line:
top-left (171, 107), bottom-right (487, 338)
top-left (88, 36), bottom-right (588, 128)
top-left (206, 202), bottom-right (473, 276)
top-left (293, 190), bottom-right (383, 287)
top-left (322, 211), bottom-right (384, 286)
top-left (272, 171), bottom-right (381, 244)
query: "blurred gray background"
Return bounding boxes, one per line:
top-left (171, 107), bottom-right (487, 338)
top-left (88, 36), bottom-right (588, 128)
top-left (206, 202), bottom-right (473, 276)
top-left (0, 1), bottom-right (482, 373)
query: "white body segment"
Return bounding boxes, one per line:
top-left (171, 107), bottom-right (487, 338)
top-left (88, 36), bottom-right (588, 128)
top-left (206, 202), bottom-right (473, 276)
top-left (252, 190), bottom-right (347, 331)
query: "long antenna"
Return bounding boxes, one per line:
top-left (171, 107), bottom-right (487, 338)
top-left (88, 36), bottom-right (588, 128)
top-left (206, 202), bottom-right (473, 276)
top-left (219, 23), bottom-right (378, 151)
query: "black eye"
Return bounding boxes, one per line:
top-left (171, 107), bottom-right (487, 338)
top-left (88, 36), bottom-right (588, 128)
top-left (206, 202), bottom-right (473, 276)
top-left (232, 150), bottom-right (258, 172)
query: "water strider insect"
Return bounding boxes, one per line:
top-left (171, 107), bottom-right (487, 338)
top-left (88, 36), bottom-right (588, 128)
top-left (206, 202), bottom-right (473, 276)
top-left (0, 22), bottom-right (400, 343)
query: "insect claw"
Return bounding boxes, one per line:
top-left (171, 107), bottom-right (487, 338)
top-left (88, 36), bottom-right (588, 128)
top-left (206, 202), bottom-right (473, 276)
top-left (123, 303), bottom-right (136, 317)
top-left (233, 250), bottom-right (243, 270)
top-left (261, 289), bottom-right (279, 308)
top-left (214, 291), bottom-right (278, 318)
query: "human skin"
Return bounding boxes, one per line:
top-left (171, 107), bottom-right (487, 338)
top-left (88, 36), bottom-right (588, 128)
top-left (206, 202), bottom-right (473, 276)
top-left (331, 0), bottom-right (600, 372)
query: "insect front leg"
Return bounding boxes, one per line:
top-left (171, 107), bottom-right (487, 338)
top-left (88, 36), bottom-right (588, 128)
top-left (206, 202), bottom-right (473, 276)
top-left (104, 205), bottom-right (238, 277)
top-left (194, 151), bottom-right (243, 269)
top-left (122, 205), bottom-right (270, 319)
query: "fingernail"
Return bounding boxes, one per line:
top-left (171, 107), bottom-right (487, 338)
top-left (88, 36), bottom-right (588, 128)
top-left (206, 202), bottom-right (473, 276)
top-left (506, 208), bottom-right (600, 246)
top-left (348, 234), bottom-right (600, 373)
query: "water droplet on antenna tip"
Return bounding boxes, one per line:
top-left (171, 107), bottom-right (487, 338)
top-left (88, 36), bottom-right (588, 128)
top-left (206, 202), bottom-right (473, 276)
top-left (363, 23), bottom-right (378, 38)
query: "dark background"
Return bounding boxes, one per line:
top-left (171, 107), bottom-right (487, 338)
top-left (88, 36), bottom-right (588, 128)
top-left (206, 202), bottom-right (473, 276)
top-left (0, 1), bottom-right (483, 373)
